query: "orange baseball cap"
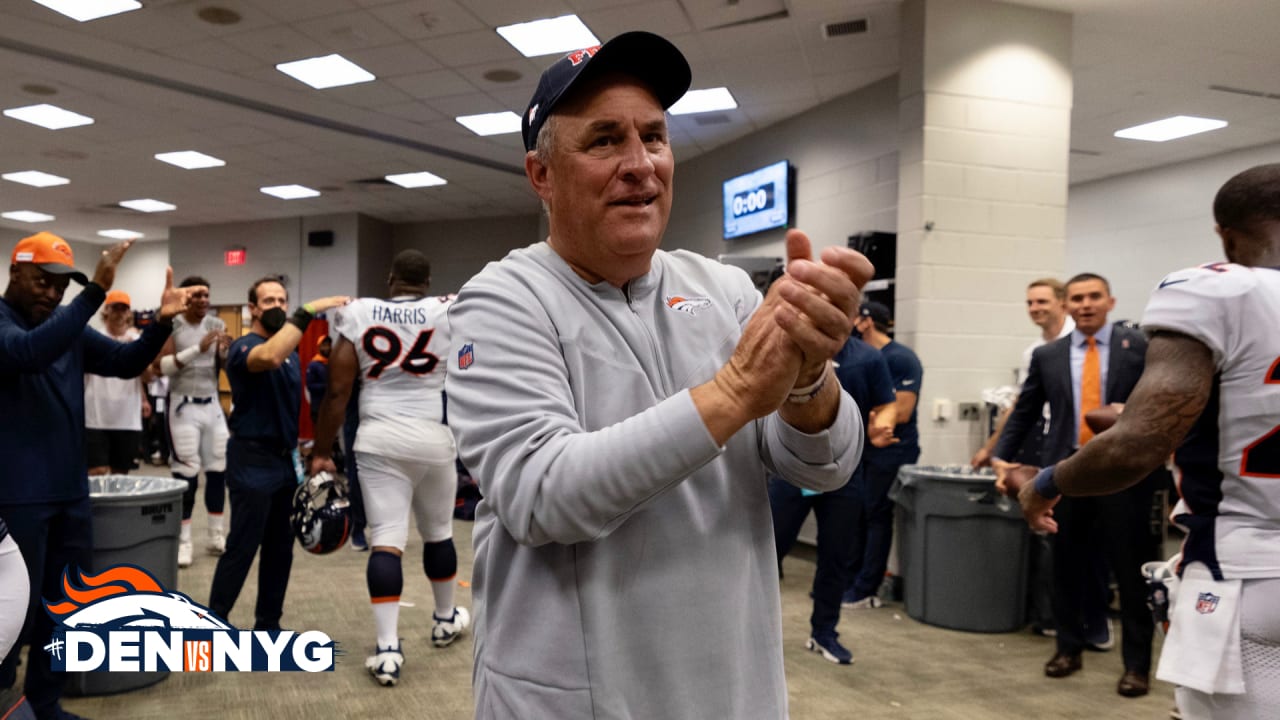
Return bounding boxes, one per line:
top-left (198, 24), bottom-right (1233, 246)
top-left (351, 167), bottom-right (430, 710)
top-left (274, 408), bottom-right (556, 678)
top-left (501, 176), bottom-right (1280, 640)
top-left (104, 290), bottom-right (131, 307)
top-left (11, 231), bottom-right (88, 284)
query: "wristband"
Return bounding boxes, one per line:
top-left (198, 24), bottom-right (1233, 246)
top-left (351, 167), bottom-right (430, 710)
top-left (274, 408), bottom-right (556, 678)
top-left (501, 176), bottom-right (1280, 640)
top-left (786, 363), bottom-right (831, 404)
top-left (287, 306), bottom-right (313, 332)
top-left (1032, 465), bottom-right (1061, 500)
top-left (175, 344), bottom-right (201, 366)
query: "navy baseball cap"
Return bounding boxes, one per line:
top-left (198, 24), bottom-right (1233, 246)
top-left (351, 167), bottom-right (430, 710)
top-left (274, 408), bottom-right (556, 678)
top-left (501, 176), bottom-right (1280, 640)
top-left (521, 31), bottom-right (692, 152)
top-left (859, 301), bottom-right (893, 328)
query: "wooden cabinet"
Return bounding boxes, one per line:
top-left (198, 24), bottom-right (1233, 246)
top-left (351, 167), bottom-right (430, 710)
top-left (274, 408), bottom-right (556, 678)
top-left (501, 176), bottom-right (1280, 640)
top-left (215, 305), bottom-right (243, 415)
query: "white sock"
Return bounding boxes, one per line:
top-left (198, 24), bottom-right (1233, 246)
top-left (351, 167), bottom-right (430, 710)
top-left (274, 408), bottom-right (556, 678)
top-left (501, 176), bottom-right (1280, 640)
top-left (431, 579), bottom-right (455, 619)
top-left (372, 602), bottom-right (399, 649)
top-left (208, 514), bottom-right (224, 535)
top-left (180, 521), bottom-right (192, 544)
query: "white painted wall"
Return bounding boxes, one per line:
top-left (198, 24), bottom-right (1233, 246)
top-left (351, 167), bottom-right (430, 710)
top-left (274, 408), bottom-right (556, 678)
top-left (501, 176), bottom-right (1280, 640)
top-left (1065, 143), bottom-right (1280, 321)
top-left (168, 214), bottom-right (360, 308)
top-left (665, 76), bottom-right (901, 260)
top-left (390, 215), bottom-right (541, 294)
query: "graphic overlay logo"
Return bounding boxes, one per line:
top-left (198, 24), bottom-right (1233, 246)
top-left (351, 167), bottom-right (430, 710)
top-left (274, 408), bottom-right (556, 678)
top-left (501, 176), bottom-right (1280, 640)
top-left (457, 343), bottom-right (475, 370)
top-left (665, 295), bottom-right (713, 316)
top-left (1195, 591), bottom-right (1220, 615)
top-left (44, 565), bottom-right (335, 672)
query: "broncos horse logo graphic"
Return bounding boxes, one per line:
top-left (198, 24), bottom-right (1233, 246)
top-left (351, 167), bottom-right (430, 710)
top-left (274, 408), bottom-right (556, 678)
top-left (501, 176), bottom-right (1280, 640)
top-left (665, 295), bottom-right (713, 316)
top-left (45, 565), bottom-right (231, 631)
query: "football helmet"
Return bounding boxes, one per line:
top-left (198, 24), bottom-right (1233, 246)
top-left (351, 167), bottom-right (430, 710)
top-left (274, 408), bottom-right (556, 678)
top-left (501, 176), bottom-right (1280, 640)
top-left (291, 471), bottom-right (351, 554)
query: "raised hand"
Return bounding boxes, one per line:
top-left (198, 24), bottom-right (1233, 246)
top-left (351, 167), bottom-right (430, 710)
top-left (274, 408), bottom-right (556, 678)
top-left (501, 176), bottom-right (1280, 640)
top-left (91, 240), bottom-right (133, 290)
top-left (714, 295), bottom-right (803, 419)
top-left (158, 268), bottom-right (202, 321)
top-left (772, 230), bottom-right (873, 384)
top-left (199, 329), bottom-right (221, 352)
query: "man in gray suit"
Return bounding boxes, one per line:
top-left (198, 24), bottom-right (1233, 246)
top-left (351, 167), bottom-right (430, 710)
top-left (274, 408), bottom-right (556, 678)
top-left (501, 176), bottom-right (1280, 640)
top-left (993, 273), bottom-right (1158, 698)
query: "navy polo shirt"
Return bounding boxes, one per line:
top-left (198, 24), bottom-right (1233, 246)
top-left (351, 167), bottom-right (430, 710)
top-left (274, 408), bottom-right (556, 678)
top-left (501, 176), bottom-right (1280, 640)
top-left (226, 332), bottom-right (301, 452)
top-left (833, 336), bottom-right (896, 430)
top-left (832, 336), bottom-right (897, 493)
top-left (868, 339), bottom-right (923, 466)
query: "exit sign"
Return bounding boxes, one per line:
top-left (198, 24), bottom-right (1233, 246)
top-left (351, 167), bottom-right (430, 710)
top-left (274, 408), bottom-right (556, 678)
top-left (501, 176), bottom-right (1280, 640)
top-left (224, 249), bottom-right (246, 266)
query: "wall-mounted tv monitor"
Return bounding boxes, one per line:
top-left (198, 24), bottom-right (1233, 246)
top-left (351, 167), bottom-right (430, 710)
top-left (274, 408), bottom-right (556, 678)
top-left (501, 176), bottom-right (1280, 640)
top-left (723, 160), bottom-right (794, 240)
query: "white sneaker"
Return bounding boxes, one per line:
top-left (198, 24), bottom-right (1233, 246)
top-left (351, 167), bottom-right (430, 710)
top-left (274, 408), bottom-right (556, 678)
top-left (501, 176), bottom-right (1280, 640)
top-left (843, 595), bottom-right (883, 609)
top-left (365, 643), bottom-right (404, 687)
top-left (178, 540), bottom-right (193, 568)
top-left (207, 528), bottom-right (226, 556)
top-left (431, 607), bottom-right (470, 648)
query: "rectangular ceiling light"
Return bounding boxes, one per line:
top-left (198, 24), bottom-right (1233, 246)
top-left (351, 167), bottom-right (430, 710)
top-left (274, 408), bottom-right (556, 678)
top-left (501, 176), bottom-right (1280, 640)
top-left (668, 88), bottom-right (738, 116)
top-left (119, 198), bottom-right (176, 213)
top-left (385, 171), bottom-right (447, 189)
top-left (98, 229), bottom-right (144, 240)
top-left (155, 150), bottom-right (225, 169)
top-left (2, 210), bottom-right (56, 223)
top-left (1114, 115), bottom-right (1228, 142)
top-left (3, 170), bottom-right (70, 187)
top-left (3, 103), bottom-right (94, 129)
top-left (276, 54), bottom-right (376, 89)
top-left (31, 0), bottom-right (141, 22)
top-left (455, 111), bottom-right (522, 137)
top-left (260, 184), bottom-right (320, 199)
top-left (496, 15), bottom-right (598, 58)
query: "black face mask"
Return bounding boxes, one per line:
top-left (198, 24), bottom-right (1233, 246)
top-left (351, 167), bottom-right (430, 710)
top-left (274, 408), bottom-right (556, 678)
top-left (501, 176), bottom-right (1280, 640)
top-left (260, 307), bottom-right (287, 334)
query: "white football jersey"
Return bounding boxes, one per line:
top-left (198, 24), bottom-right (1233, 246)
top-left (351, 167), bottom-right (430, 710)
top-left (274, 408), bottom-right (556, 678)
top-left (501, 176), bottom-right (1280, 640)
top-left (170, 313), bottom-right (226, 397)
top-left (332, 295), bottom-right (453, 458)
top-left (1142, 263), bottom-right (1280, 580)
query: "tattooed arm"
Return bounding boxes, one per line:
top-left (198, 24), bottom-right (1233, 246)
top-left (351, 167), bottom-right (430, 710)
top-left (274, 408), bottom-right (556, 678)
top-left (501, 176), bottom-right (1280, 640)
top-left (1019, 331), bottom-right (1214, 531)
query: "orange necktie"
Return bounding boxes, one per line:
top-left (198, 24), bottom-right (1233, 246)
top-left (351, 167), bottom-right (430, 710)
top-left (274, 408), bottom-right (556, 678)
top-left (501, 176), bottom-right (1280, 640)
top-left (1079, 335), bottom-right (1101, 445)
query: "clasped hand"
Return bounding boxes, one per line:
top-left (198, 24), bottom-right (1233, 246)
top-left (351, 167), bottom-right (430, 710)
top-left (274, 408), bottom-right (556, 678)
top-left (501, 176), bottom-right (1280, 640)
top-left (719, 229), bottom-right (874, 418)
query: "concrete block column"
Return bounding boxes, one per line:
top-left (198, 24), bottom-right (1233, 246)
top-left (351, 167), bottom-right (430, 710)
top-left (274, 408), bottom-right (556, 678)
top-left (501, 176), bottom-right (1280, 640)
top-left (896, 0), bottom-right (1073, 463)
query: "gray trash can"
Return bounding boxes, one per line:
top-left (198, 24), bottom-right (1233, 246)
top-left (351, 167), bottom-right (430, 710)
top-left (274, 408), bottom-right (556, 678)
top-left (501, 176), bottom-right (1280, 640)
top-left (891, 465), bottom-right (1030, 633)
top-left (65, 475), bottom-right (186, 697)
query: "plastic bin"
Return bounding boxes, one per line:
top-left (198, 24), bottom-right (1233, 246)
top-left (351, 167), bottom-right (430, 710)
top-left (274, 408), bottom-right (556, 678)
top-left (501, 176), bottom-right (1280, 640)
top-left (65, 475), bottom-right (186, 697)
top-left (891, 465), bottom-right (1030, 633)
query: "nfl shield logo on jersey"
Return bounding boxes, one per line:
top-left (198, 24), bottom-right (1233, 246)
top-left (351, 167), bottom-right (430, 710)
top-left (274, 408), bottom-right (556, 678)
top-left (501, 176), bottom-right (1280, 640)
top-left (458, 343), bottom-right (474, 370)
top-left (1195, 592), bottom-right (1220, 614)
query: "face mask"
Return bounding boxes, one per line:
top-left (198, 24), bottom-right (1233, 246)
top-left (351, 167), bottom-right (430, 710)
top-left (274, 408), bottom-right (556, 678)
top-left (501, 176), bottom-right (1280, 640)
top-left (260, 307), bottom-right (287, 334)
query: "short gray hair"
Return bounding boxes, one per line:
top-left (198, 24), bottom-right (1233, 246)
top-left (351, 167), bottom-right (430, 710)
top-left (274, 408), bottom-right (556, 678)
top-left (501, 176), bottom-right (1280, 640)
top-left (533, 114), bottom-right (560, 166)
top-left (532, 114), bottom-right (560, 217)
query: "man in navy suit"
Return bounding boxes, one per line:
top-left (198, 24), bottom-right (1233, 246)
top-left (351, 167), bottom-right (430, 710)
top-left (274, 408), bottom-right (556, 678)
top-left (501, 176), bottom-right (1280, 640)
top-left (993, 273), bottom-right (1158, 698)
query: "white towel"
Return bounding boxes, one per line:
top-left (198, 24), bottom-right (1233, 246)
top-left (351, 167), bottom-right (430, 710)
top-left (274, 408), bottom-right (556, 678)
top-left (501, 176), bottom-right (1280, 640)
top-left (1156, 562), bottom-right (1245, 695)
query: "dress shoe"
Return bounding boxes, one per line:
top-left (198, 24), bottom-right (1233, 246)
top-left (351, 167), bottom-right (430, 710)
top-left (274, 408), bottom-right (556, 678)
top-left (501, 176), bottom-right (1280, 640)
top-left (1044, 652), bottom-right (1082, 678)
top-left (1117, 669), bottom-right (1150, 697)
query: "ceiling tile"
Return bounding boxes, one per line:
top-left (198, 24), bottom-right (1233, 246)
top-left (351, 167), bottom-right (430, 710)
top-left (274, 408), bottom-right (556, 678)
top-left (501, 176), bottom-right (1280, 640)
top-left (344, 42), bottom-right (442, 77)
top-left (419, 29), bottom-right (523, 66)
top-left (384, 68), bottom-right (479, 99)
top-left (159, 39), bottom-right (266, 73)
top-left (578, 1), bottom-right (693, 38)
top-left (221, 24), bottom-right (328, 64)
top-left (367, 0), bottom-right (486, 41)
top-left (293, 9), bottom-right (403, 51)
top-left (259, 0), bottom-right (362, 23)
top-left (373, 100), bottom-right (448, 123)
top-left (461, 0), bottom-right (574, 28)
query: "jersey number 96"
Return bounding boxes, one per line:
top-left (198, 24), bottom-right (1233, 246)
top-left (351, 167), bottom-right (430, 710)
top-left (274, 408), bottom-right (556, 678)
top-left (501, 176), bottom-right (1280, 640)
top-left (362, 327), bottom-right (439, 379)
